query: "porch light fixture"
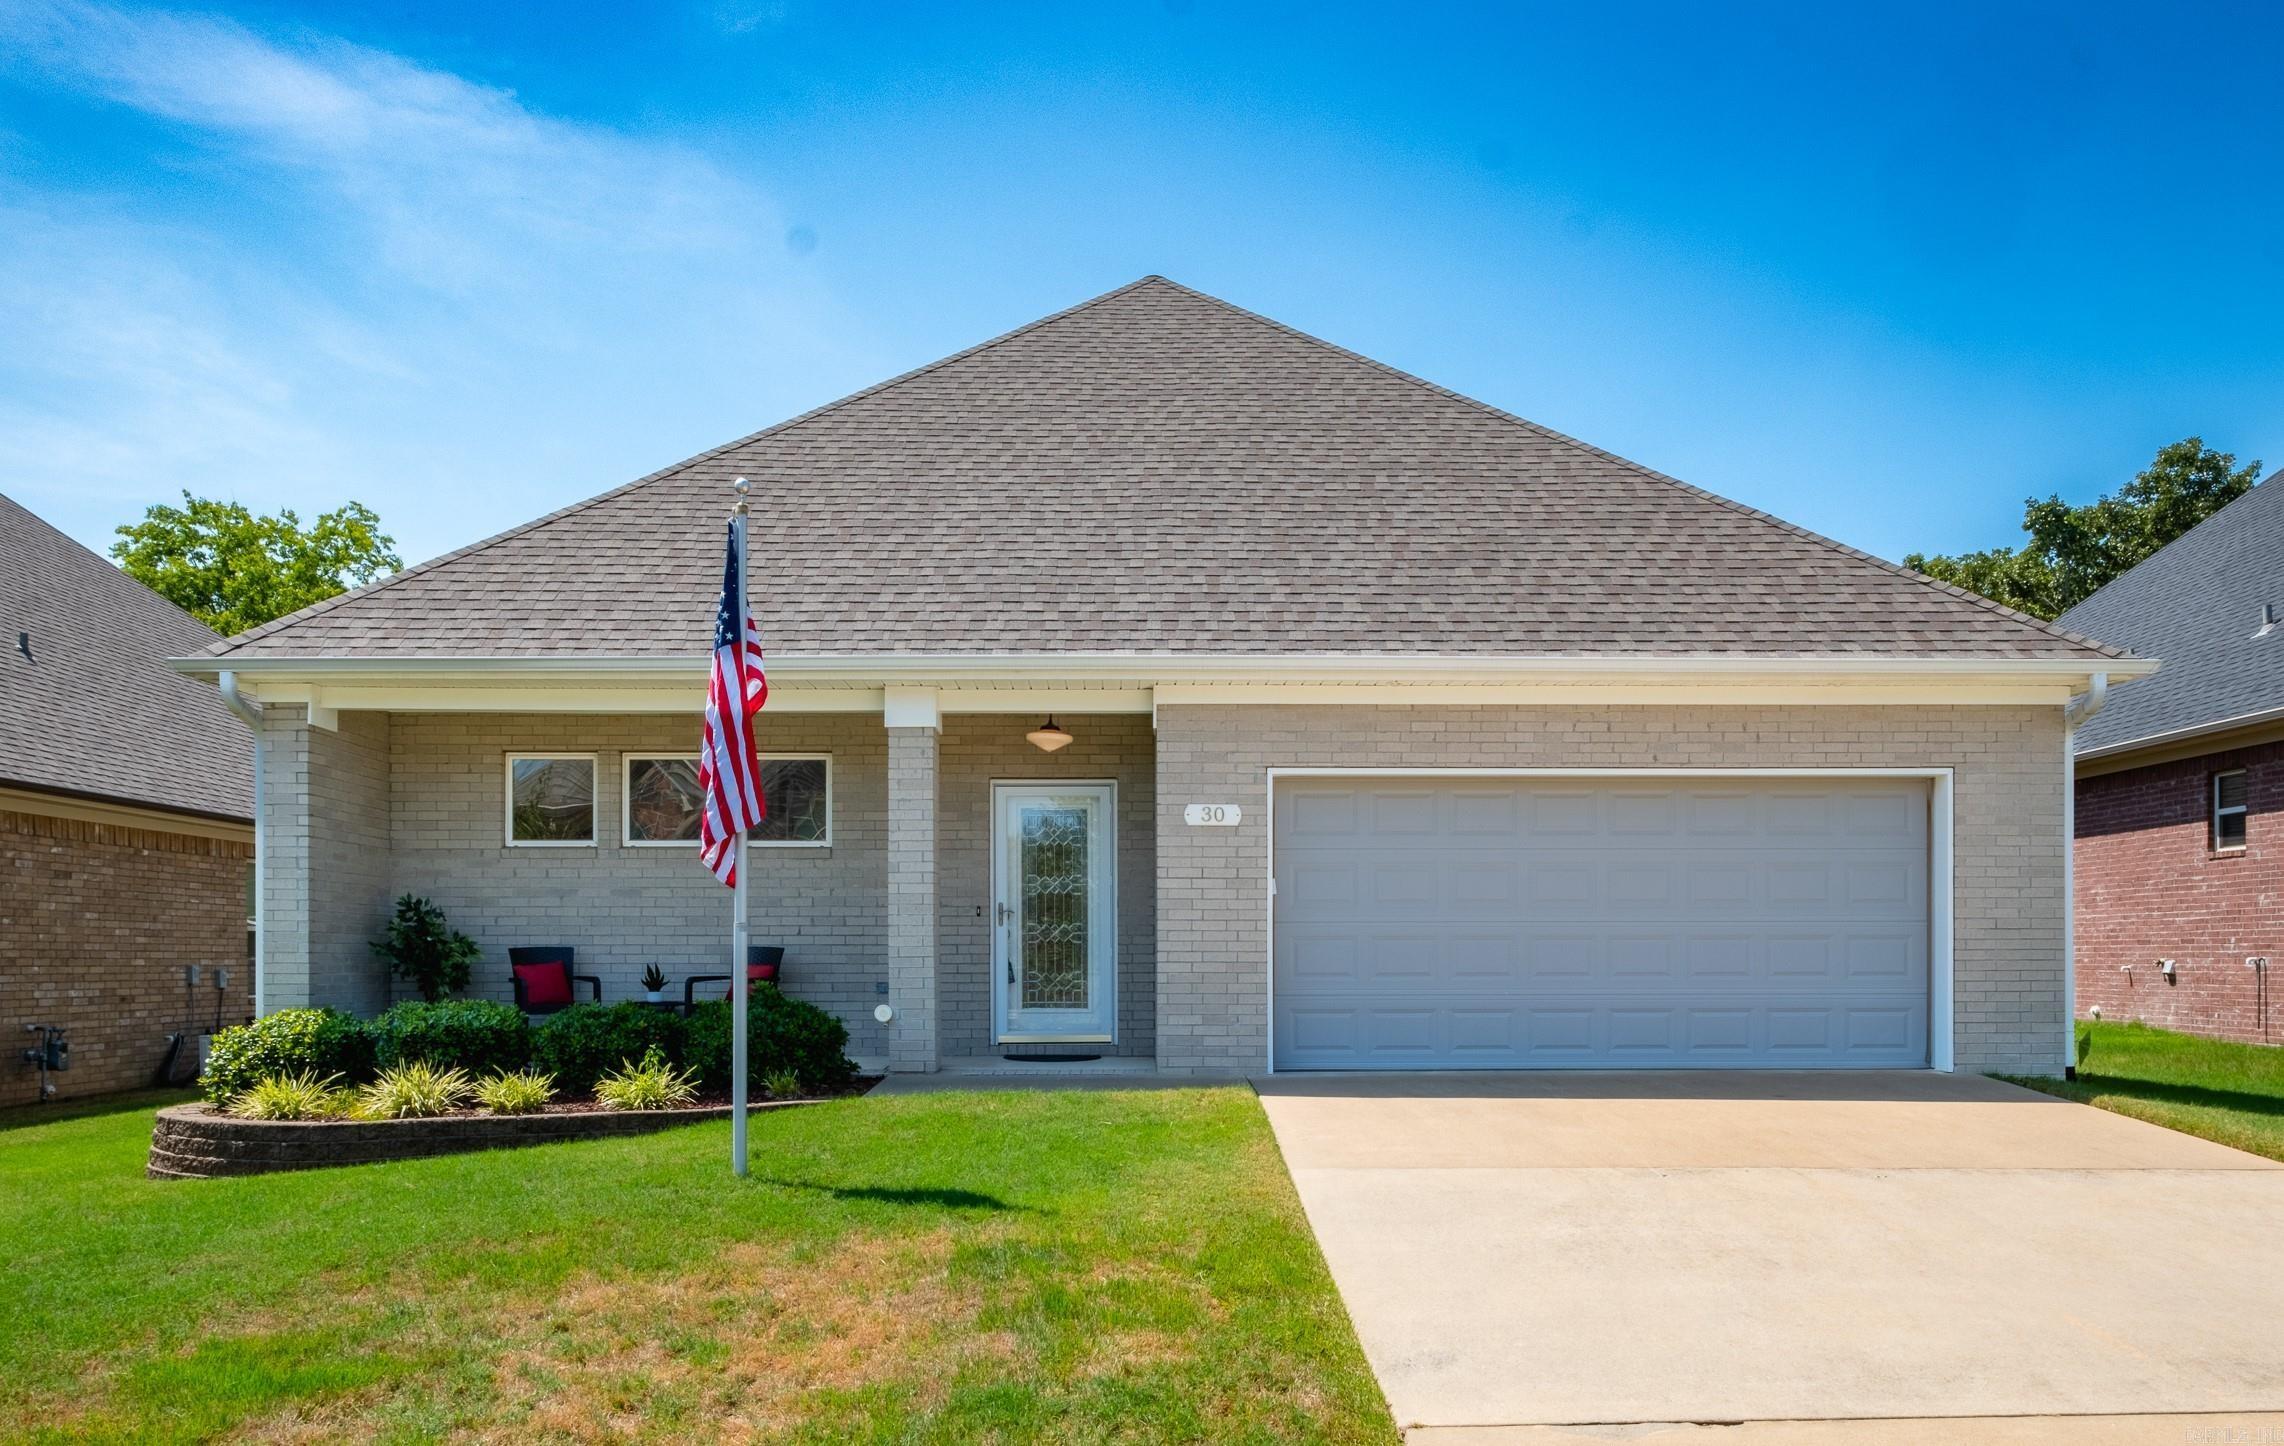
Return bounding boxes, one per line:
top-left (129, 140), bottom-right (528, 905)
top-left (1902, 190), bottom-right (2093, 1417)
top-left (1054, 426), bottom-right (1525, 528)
top-left (1026, 716), bottom-right (1073, 753)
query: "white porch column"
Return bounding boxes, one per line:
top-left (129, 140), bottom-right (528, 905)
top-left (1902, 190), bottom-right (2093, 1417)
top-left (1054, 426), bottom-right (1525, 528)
top-left (884, 688), bottom-right (940, 1072)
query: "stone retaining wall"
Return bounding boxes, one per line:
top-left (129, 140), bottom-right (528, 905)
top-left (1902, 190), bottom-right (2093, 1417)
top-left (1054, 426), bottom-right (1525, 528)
top-left (147, 1099), bottom-right (817, 1179)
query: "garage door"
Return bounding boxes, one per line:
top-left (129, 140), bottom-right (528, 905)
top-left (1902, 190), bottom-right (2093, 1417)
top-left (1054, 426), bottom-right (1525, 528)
top-left (1272, 777), bottom-right (1930, 1069)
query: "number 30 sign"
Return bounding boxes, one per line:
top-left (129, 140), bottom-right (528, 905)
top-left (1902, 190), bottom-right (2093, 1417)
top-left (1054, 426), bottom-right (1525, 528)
top-left (1183, 804), bottom-right (1242, 826)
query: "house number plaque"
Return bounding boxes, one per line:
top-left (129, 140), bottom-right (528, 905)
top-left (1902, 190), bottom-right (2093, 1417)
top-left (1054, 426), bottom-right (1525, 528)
top-left (1183, 804), bottom-right (1242, 826)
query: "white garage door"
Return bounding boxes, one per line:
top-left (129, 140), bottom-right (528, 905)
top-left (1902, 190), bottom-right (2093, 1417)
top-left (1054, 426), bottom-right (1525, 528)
top-left (1272, 777), bottom-right (1931, 1070)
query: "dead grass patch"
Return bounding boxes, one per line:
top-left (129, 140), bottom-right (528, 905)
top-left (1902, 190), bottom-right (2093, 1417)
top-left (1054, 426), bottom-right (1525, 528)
top-left (474, 1227), bottom-right (1026, 1440)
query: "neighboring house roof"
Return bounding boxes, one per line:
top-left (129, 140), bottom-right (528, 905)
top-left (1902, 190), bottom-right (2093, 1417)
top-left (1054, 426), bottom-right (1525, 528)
top-left (2059, 479), bottom-right (2283, 760)
top-left (1, 491), bottom-right (253, 822)
top-left (203, 276), bottom-right (2125, 665)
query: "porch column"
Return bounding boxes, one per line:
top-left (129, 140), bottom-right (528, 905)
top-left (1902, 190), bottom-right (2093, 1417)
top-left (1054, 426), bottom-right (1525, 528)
top-left (257, 702), bottom-right (394, 1016)
top-left (885, 689), bottom-right (940, 1072)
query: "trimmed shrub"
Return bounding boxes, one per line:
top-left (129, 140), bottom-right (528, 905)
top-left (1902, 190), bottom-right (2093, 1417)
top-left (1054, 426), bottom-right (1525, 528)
top-left (356, 1062), bottom-right (475, 1119)
top-left (369, 999), bottom-right (531, 1076)
top-left (593, 1046), bottom-right (698, 1111)
top-left (532, 1003), bottom-right (686, 1096)
top-left (684, 991), bottom-right (856, 1095)
top-left (201, 1008), bottom-right (377, 1104)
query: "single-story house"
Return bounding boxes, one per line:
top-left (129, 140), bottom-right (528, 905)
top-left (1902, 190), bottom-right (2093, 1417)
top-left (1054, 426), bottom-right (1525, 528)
top-left (177, 277), bottom-right (2145, 1077)
top-left (2061, 479), bottom-right (2279, 1044)
top-left (3, 491), bottom-right (255, 1102)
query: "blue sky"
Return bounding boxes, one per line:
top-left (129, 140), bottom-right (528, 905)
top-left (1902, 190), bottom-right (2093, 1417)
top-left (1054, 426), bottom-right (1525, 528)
top-left (2, 0), bottom-right (2279, 570)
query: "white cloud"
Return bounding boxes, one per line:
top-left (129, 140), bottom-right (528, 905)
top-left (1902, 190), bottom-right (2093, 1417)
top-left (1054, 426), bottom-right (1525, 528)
top-left (0, 0), bottom-right (853, 560)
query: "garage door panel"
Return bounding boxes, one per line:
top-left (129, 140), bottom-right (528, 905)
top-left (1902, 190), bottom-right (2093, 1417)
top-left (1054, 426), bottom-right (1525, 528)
top-left (1370, 791), bottom-right (1439, 835)
top-left (1449, 790), bottom-right (1522, 836)
top-left (1450, 860), bottom-right (1521, 907)
top-left (1273, 778), bottom-right (1931, 1070)
top-left (1448, 1008), bottom-right (1521, 1054)
top-left (1685, 1009), bottom-right (1755, 1053)
top-left (1526, 1009), bottom-right (1597, 1054)
top-left (1448, 933), bottom-right (1523, 983)
top-left (1526, 931), bottom-right (1600, 979)
top-left (1684, 934), bottom-right (1754, 978)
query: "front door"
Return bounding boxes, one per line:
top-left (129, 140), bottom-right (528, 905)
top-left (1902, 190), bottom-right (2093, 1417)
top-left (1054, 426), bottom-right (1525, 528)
top-left (993, 782), bottom-right (1117, 1043)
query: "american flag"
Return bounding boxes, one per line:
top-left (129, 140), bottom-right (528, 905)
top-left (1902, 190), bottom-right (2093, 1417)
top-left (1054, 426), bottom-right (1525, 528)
top-left (698, 515), bottom-right (768, 886)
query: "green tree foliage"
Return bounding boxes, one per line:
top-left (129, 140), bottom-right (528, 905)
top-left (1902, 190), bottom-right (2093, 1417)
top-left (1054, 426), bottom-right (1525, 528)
top-left (1906, 438), bottom-right (2262, 620)
top-left (110, 492), bottom-right (401, 636)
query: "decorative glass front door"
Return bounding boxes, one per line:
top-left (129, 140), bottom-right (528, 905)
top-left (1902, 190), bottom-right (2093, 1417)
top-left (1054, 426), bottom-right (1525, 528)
top-left (993, 783), bottom-right (1116, 1042)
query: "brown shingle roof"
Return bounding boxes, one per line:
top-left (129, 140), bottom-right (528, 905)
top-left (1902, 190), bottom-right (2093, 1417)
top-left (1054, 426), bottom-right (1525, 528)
top-left (207, 277), bottom-right (2123, 664)
top-left (2, 492), bottom-right (253, 821)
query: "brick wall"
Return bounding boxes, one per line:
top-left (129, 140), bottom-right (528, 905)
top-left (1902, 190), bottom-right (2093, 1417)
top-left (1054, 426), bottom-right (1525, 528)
top-left (1, 807), bottom-right (252, 1102)
top-left (388, 712), bottom-right (892, 1057)
top-left (885, 725), bottom-right (938, 1071)
top-left (935, 714), bottom-right (1157, 1059)
top-left (1154, 704), bottom-right (2069, 1076)
top-left (260, 706), bottom-right (393, 1015)
top-left (2075, 740), bottom-right (2284, 1044)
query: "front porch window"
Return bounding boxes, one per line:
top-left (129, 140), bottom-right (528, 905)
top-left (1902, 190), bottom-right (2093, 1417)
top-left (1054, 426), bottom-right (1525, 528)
top-left (624, 755), bottom-right (832, 847)
top-left (505, 755), bottom-right (596, 846)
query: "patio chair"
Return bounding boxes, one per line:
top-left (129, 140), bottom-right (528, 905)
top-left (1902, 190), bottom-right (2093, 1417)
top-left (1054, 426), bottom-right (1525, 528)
top-left (683, 946), bottom-right (784, 1011)
top-left (508, 946), bottom-right (602, 1014)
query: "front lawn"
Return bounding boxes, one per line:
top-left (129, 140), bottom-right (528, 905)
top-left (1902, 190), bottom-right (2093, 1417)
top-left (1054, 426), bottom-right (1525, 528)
top-left (0, 1086), bottom-right (1393, 1443)
top-left (2005, 1020), bottom-right (2284, 1162)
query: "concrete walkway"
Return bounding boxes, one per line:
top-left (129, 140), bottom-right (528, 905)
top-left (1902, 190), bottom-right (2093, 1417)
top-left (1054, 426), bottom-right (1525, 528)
top-left (1255, 1071), bottom-right (2284, 1437)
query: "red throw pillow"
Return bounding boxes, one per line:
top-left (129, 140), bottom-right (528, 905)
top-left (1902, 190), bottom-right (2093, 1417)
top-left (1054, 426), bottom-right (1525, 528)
top-left (514, 961), bottom-right (573, 1009)
top-left (723, 962), bottom-right (779, 1000)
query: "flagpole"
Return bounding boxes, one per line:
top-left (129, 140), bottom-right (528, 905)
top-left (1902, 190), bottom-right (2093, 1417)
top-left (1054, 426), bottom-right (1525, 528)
top-left (730, 478), bottom-right (752, 1179)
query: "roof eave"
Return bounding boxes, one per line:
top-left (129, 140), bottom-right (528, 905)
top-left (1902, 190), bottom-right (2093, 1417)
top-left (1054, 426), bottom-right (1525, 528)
top-left (174, 651), bottom-right (2153, 686)
top-left (2076, 698), bottom-right (2284, 767)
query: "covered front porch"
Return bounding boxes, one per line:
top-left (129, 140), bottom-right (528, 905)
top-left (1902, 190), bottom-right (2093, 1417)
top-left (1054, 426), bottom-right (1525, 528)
top-left (252, 688), bottom-right (1157, 1072)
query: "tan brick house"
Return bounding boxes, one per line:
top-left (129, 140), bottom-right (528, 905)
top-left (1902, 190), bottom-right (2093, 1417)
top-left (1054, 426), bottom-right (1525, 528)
top-left (2062, 480), bottom-right (2282, 1044)
top-left (175, 278), bottom-right (2143, 1078)
top-left (3, 492), bottom-right (254, 1102)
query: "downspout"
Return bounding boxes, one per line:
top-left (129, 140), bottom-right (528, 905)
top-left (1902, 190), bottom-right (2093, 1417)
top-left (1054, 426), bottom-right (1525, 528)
top-left (2059, 672), bottom-right (2110, 1079)
top-left (218, 671), bottom-right (265, 1019)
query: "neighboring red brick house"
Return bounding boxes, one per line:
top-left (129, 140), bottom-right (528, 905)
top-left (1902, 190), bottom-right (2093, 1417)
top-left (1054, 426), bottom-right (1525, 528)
top-left (2062, 479), bottom-right (2283, 1045)
top-left (2, 492), bottom-right (255, 1102)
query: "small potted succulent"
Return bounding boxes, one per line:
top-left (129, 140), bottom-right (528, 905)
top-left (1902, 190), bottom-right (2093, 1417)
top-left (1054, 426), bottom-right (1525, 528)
top-left (640, 964), bottom-right (667, 1004)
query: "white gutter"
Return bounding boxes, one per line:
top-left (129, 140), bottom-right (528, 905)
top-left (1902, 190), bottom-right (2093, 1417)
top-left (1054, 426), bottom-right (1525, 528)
top-left (217, 672), bottom-right (265, 1020)
top-left (171, 651), bottom-right (2158, 684)
top-left (2059, 671), bottom-right (2110, 1079)
top-left (2063, 670), bottom-right (2110, 729)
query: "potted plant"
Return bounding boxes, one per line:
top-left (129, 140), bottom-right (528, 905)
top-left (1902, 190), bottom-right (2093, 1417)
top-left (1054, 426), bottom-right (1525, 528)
top-left (371, 896), bottom-right (480, 1003)
top-left (640, 964), bottom-right (667, 1004)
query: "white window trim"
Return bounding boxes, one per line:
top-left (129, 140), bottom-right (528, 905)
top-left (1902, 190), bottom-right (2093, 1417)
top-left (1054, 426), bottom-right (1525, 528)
top-left (620, 753), bottom-right (833, 849)
top-left (2213, 769), bottom-right (2249, 852)
top-left (503, 753), bottom-right (599, 848)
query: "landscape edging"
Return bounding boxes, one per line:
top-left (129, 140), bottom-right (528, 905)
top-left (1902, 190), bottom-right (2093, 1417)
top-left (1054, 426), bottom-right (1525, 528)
top-left (146, 1099), bottom-right (822, 1179)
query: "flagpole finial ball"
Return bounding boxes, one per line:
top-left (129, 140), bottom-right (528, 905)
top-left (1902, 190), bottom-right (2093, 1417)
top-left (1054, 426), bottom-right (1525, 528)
top-left (731, 476), bottom-right (751, 496)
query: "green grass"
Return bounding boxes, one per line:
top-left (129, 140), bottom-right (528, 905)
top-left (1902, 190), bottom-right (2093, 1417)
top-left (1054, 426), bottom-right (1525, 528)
top-left (2005, 1020), bottom-right (2284, 1161)
top-left (0, 1086), bottom-right (1393, 1443)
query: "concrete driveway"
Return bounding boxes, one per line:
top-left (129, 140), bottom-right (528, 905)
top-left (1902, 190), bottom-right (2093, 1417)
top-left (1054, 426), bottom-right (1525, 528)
top-left (1254, 1071), bottom-right (2284, 1440)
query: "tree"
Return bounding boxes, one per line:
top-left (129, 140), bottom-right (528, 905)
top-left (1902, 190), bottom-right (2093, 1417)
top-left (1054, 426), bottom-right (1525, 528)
top-left (1905, 438), bottom-right (2262, 619)
top-left (110, 492), bottom-right (401, 636)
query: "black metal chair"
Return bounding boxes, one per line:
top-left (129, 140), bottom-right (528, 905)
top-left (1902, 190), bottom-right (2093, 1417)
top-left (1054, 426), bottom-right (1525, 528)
top-left (683, 946), bottom-right (785, 1011)
top-left (508, 946), bottom-right (602, 1014)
